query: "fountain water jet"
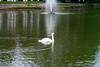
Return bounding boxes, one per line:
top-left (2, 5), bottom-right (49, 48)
top-left (45, 0), bottom-right (59, 35)
top-left (45, 0), bottom-right (58, 14)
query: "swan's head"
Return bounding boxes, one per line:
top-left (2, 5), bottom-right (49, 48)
top-left (52, 33), bottom-right (54, 35)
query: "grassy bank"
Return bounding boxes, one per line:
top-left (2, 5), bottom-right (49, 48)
top-left (0, 3), bottom-right (99, 10)
top-left (0, 2), bottom-right (45, 10)
top-left (0, 1), bottom-right (44, 4)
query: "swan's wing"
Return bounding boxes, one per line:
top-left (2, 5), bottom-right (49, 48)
top-left (41, 38), bottom-right (51, 41)
top-left (38, 38), bottom-right (50, 42)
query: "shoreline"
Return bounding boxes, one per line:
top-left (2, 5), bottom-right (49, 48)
top-left (0, 3), bottom-right (45, 10)
top-left (0, 3), bottom-right (99, 10)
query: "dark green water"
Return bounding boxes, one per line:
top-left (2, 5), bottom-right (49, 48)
top-left (0, 7), bottom-right (100, 67)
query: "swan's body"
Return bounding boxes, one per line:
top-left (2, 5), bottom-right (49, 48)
top-left (38, 33), bottom-right (54, 45)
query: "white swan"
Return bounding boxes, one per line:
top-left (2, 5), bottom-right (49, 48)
top-left (38, 33), bottom-right (54, 45)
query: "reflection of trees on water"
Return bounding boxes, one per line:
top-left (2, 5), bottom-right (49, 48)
top-left (7, 11), bottom-right (16, 34)
top-left (0, 13), bottom-right (3, 32)
top-left (0, 10), bottom-right (39, 37)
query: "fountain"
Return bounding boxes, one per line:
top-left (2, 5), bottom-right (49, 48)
top-left (44, 0), bottom-right (58, 14)
top-left (44, 0), bottom-right (58, 33)
top-left (41, 0), bottom-right (73, 15)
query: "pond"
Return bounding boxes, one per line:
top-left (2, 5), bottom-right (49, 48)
top-left (0, 6), bottom-right (100, 67)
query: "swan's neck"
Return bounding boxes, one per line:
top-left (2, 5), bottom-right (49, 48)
top-left (51, 33), bottom-right (54, 52)
top-left (51, 33), bottom-right (54, 41)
